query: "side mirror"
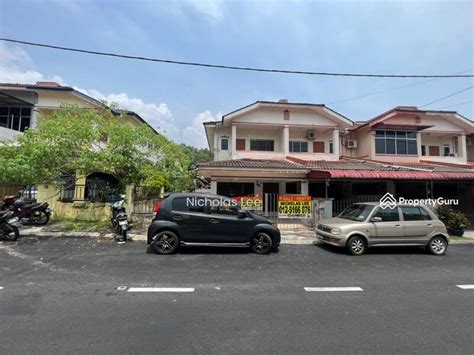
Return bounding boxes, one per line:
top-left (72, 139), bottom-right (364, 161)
top-left (237, 210), bottom-right (248, 219)
top-left (371, 216), bottom-right (382, 223)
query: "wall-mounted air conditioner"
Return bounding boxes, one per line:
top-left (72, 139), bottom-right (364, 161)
top-left (307, 130), bottom-right (316, 140)
top-left (347, 139), bottom-right (357, 148)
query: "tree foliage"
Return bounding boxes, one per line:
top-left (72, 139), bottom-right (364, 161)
top-left (0, 105), bottom-right (193, 192)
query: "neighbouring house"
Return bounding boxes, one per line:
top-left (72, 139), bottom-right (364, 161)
top-left (199, 100), bottom-right (474, 223)
top-left (0, 81), bottom-right (157, 220)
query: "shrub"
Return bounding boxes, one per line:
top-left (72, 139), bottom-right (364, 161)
top-left (436, 205), bottom-right (470, 232)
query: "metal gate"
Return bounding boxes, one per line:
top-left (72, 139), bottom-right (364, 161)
top-left (263, 193), bottom-right (278, 219)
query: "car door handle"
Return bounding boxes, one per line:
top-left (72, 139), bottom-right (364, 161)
top-left (172, 215), bottom-right (183, 220)
top-left (395, 224), bottom-right (401, 227)
top-left (427, 223), bottom-right (433, 227)
top-left (209, 218), bottom-right (220, 224)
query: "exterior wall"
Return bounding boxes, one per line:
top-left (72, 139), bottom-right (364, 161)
top-left (37, 184), bottom-right (111, 222)
top-left (346, 113), bottom-right (471, 164)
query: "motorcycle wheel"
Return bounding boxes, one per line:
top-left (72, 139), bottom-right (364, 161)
top-left (2, 223), bottom-right (19, 241)
top-left (32, 210), bottom-right (49, 226)
top-left (121, 229), bottom-right (127, 242)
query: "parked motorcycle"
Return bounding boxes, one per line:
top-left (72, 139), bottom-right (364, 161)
top-left (0, 210), bottom-right (20, 241)
top-left (2, 196), bottom-right (52, 226)
top-left (111, 195), bottom-right (131, 243)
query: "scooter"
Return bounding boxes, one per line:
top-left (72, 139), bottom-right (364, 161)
top-left (2, 196), bottom-right (51, 226)
top-left (0, 210), bottom-right (20, 241)
top-left (111, 195), bottom-right (131, 243)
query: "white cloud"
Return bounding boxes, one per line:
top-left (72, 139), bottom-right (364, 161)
top-left (0, 43), bottom-right (66, 85)
top-left (0, 43), bottom-right (212, 147)
top-left (181, 0), bottom-right (224, 19)
top-left (182, 110), bottom-right (221, 148)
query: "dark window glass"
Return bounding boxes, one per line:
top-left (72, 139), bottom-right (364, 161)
top-left (401, 207), bottom-right (430, 221)
top-left (421, 145), bottom-right (426, 156)
top-left (21, 108), bottom-right (31, 117)
top-left (375, 138), bottom-right (385, 154)
top-left (386, 131), bottom-right (396, 137)
top-left (217, 182), bottom-right (255, 197)
top-left (329, 141), bottom-right (334, 154)
top-left (339, 204), bottom-right (374, 221)
top-left (0, 116), bottom-right (8, 128)
top-left (375, 130), bottom-right (385, 137)
top-left (396, 139), bottom-right (407, 154)
top-left (10, 108), bottom-right (20, 117)
top-left (373, 207), bottom-right (400, 222)
top-left (396, 131), bottom-right (406, 138)
top-left (250, 140), bottom-right (274, 151)
top-left (407, 140), bottom-right (417, 155)
top-left (289, 141), bottom-right (308, 153)
top-left (210, 199), bottom-right (239, 215)
top-left (221, 138), bottom-right (228, 150)
top-left (10, 116), bottom-right (20, 131)
top-left (19, 116), bottom-right (31, 132)
top-left (285, 182), bottom-right (301, 194)
top-left (0, 107), bottom-right (8, 115)
top-left (407, 132), bottom-right (417, 139)
top-left (386, 139), bottom-right (396, 154)
top-left (171, 197), bottom-right (206, 213)
top-left (443, 146), bottom-right (451, 156)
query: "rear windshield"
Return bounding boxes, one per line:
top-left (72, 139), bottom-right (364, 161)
top-left (338, 204), bottom-right (374, 221)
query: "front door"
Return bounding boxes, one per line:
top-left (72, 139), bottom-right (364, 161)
top-left (370, 206), bottom-right (404, 245)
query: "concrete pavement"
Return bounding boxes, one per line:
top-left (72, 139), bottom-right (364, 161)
top-left (0, 237), bottom-right (473, 354)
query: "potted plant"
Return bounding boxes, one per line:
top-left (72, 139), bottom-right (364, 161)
top-left (436, 205), bottom-right (470, 237)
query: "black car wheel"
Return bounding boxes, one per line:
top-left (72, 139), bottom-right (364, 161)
top-left (346, 235), bottom-right (367, 256)
top-left (251, 232), bottom-right (273, 254)
top-left (2, 223), bottom-right (19, 241)
top-left (32, 210), bottom-right (49, 225)
top-left (427, 236), bottom-right (447, 256)
top-left (153, 231), bottom-right (179, 255)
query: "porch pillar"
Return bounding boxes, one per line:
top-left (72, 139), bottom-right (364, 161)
top-left (416, 132), bottom-right (422, 161)
top-left (332, 128), bottom-right (340, 159)
top-left (301, 180), bottom-right (309, 195)
top-left (210, 180), bottom-right (217, 194)
top-left (458, 134), bottom-right (467, 161)
top-left (283, 125), bottom-right (289, 155)
top-left (213, 131), bottom-right (219, 161)
top-left (231, 124), bottom-right (237, 159)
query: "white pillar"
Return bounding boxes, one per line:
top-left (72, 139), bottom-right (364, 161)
top-left (458, 134), bottom-right (467, 162)
top-left (30, 108), bottom-right (40, 129)
top-left (213, 131), bottom-right (219, 161)
top-left (301, 180), bottom-right (309, 195)
top-left (416, 132), bottom-right (422, 161)
top-left (231, 124), bottom-right (237, 159)
top-left (283, 125), bottom-right (289, 155)
top-left (210, 180), bottom-right (217, 194)
top-left (332, 128), bottom-right (340, 159)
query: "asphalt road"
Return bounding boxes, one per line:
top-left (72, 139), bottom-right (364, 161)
top-left (0, 237), bottom-right (473, 354)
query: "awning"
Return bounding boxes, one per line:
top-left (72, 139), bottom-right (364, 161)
top-left (307, 170), bottom-right (474, 180)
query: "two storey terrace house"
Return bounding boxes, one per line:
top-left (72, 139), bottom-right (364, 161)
top-left (199, 101), bottom-right (474, 222)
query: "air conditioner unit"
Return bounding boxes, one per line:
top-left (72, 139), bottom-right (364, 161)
top-left (347, 139), bottom-right (357, 148)
top-left (307, 130), bottom-right (316, 140)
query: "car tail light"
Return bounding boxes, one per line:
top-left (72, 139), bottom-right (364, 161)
top-left (153, 202), bottom-right (161, 213)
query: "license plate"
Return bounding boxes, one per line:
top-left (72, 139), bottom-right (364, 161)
top-left (8, 217), bottom-right (19, 224)
top-left (119, 220), bottom-right (128, 225)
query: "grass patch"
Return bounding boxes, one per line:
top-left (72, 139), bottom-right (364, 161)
top-left (51, 220), bottom-right (110, 233)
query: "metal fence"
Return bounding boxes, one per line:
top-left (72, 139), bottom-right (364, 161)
top-left (332, 195), bottom-right (383, 215)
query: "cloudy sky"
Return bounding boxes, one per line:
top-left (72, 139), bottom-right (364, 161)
top-left (0, 0), bottom-right (473, 147)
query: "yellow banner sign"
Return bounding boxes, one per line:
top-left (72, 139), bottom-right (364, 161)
top-left (278, 195), bottom-right (312, 217)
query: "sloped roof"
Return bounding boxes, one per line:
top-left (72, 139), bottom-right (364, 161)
top-left (198, 159), bottom-right (307, 170)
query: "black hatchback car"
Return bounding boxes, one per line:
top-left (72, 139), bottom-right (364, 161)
top-left (147, 193), bottom-right (280, 254)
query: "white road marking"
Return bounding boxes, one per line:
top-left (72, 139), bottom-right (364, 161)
top-left (0, 287), bottom-right (3, 290)
top-left (304, 287), bottom-right (363, 292)
top-left (457, 285), bottom-right (474, 290)
top-left (117, 286), bottom-right (127, 291)
top-left (127, 287), bottom-right (195, 293)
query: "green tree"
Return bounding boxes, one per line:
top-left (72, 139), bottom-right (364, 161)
top-left (0, 105), bottom-right (192, 191)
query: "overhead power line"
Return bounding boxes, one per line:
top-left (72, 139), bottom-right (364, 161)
top-left (434, 100), bottom-right (474, 110)
top-left (327, 69), bottom-right (473, 105)
top-left (420, 86), bottom-right (473, 108)
top-left (1, 37), bottom-right (474, 79)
